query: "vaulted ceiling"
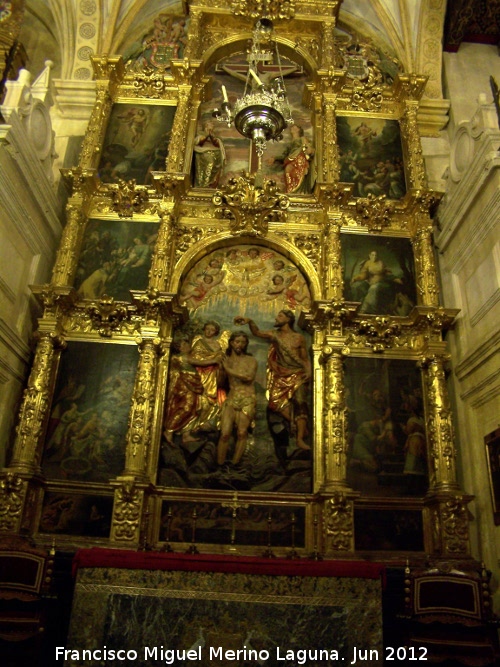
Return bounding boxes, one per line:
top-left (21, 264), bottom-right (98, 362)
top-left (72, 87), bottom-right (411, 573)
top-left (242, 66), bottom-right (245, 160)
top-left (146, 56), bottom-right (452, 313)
top-left (17, 0), bottom-right (499, 103)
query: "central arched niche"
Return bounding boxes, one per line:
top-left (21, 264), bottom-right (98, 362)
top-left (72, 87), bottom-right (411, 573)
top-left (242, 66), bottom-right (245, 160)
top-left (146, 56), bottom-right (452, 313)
top-left (192, 37), bottom-right (316, 194)
top-left (159, 243), bottom-right (313, 494)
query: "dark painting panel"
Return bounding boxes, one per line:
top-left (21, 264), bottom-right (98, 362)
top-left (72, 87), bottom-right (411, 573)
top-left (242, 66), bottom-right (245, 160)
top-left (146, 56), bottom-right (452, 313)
top-left (342, 234), bottom-right (417, 316)
top-left (103, 595), bottom-right (349, 666)
top-left (337, 116), bottom-right (406, 199)
top-left (39, 491), bottom-right (113, 538)
top-left (159, 244), bottom-right (313, 494)
top-left (74, 219), bottom-right (158, 301)
top-left (159, 500), bottom-right (305, 549)
top-left (42, 342), bottom-right (138, 482)
top-left (344, 357), bottom-right (428, 497)
top-left (354, 509), bottom-right (424, 551)
top-left (194, 62), bottom-right (315, 193)
top-left (98, 103), bottom-right (176, 184)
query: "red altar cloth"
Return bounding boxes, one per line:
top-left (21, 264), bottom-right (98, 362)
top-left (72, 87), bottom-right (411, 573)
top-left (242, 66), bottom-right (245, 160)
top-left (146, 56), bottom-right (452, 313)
top-left (72, 548), bottom-right (385, 585)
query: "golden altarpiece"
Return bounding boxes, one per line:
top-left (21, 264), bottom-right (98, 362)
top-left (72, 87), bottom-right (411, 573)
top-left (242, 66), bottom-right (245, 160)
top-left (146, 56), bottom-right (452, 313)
top-left (0, 0), bottom-right (472, 563)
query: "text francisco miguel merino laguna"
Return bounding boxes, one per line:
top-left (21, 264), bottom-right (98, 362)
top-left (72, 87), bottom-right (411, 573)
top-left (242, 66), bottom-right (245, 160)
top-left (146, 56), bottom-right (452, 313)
top-left (55, 645), bottom-right (384, 664)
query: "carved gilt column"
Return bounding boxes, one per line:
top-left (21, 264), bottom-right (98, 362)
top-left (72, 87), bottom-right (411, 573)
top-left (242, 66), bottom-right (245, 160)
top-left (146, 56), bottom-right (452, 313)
top-left (413, 222), bottom-right (440, 307)
top-left (50, 203), bottom-right (87, 286)
top-left (149, 210), bottom-right (176, 292)
top-left (110, 337), bottom-right (161, 546)
top-left (9, 332), bottom-right (63, 475)
top-left (401, 101), bottom-right (428, 190)
top-left (123, 338), bottom-right (161, 480)
top-left (166, 85), bottom-right (193, 174)
top-left (183, 9), bottom-right (202, 60)
top-left (78, 57), bottom-right (124, 169)
top-left (0, 331), bottom-right (64, 533)
top-left (421, 354), bottom-right (459, 492)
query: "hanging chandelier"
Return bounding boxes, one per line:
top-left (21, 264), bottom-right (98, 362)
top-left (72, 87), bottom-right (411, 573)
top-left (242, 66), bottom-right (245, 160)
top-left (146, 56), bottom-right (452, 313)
top-left (212, 18), bottom-right (294, 159)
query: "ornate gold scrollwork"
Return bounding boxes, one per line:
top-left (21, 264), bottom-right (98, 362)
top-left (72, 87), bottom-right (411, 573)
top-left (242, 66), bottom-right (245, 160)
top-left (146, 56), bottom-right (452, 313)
top-left (441, 496), bottom-right (469, 555)
top-left (348, 317), bottom-right (403, 353)
top-left (230, 0), bottom-right (296, 19)
top-left (85, 296), bottom-right (130, 337)
top-left (111, 479), bottom-right (144, 542)
top-left (355, 195), bottom-right (395, 231)
top-left (323, 492), bottom-right (354, 552)
top-left (213, 174), bottom-right (289, 237)
top-left (105, 179), bottom-right (151, 218)
top-left (0, 473), bottom-right (25, 532)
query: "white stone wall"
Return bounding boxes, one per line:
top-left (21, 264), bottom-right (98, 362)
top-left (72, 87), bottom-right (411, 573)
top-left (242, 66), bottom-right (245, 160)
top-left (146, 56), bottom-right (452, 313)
top-left (0, 65), bottom-right (63, 467)
top-left (437, 44), bottom-right (500, 599)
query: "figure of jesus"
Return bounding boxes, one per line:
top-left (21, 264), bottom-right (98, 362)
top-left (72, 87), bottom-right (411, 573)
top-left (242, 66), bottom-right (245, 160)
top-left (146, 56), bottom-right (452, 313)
top-left (217, 332), bottom-right (258, 466)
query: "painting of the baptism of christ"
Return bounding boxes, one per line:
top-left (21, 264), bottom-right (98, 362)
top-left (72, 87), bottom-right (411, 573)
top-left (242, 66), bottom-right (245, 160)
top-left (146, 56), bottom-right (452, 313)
top-left (159, 245), bottom-right (313, 494)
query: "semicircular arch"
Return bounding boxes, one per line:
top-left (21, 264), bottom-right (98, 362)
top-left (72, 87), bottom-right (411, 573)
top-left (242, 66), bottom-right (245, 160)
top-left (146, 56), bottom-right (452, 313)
top-left (199, 34), bottom-right (317, 79)
top-left (169, 231), bottom-right (322, 303)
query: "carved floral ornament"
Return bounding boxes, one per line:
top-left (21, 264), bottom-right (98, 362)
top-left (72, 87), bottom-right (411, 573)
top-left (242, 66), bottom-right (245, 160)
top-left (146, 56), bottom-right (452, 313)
top-left (213, 173), bottom-right (289, 236)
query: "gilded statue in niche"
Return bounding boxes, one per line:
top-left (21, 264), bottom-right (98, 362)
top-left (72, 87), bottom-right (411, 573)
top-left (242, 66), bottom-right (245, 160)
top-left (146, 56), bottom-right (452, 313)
top-left (159, 245), bottom-right (312, 493)
top-left (344, 357), bottom-right (428, 498)
top-left (194, 56), bottom-right (315, 193)
top-left (337, 117), bottom-right (406, 199)
top-left (342, 234), bottom-right (417, 316)
top-left (97, 103), bottom-right (175, 185)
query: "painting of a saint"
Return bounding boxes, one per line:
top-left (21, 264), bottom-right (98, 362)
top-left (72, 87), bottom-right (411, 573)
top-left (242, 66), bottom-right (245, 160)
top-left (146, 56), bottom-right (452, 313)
top-left (98, 103), bottom-right (175, 185)
top-left (74, 219), bottom-right (158, 301)
top-left (159, 245), bottom-right (312, 493)
top-left (345, 357), bottom-right (428, 497)
top-left (337, 116), bottom-right (406, 199)
top-left (342, 234), bottom-right (417, 316)
top-left (42, 342), bottom-right (138, 482)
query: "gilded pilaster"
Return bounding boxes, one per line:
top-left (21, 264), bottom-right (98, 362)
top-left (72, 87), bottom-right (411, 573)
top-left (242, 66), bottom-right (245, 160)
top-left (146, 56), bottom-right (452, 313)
top-left (321, 218), bottom-right (342, 301)
top-left (322, 97), bottom-right (339, 182)
top-left (322, 350), bottom-right (350, 491)
top-left (9, 332), bottom-right (63, 475)
top-left (50, 204), bottom-right (87, 286)
top-left (123, 338), bottom-right (161, 479)
top-left (401, 102), bottom-right (428, 190)
top-left (421, 354), bottom-right (458, 492)
top-left (320, 21), bottom-right (336, 68)
top-left (166, 86), bottom-right (192, 173)
top-left (184, 9), bottom-right (202, 60)
top-left (78, 57), bottom-right (124, 169)
top-left (413, 223), bottom-right (440, 307)
top-left (149, 210), bottom-right (176, 292)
